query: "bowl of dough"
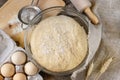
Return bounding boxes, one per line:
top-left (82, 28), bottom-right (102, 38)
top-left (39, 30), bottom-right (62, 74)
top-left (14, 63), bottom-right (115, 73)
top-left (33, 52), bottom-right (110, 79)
top-left (24, 6), bottom-right (91, 75)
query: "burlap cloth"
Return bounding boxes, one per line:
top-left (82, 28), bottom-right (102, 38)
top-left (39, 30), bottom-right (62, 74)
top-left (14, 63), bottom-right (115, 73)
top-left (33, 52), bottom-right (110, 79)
top-left (46, 0), bottom-right (120, 80)
top-left (71, 0), bottom-right (120, 80)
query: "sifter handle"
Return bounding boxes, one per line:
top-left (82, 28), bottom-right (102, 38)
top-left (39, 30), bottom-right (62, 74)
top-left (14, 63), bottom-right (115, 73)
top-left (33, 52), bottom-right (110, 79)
top-left (31, 0), bottom-right (40, 6)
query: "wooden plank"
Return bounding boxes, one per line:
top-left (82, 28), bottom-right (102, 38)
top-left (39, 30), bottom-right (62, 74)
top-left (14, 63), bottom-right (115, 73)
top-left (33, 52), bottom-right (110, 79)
top-left (0, 0), bottom-right (31, 29)
top-left (0, 0), bottom-right (65, 48)
top-left (0, 0), bottom-right (31, 47)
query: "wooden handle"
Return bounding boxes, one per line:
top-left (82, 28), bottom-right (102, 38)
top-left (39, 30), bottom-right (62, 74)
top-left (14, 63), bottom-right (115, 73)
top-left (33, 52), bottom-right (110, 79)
top-left (84, 7), bottom-right (99, 25)
top-left (38, 0), bottom-right (65, 10)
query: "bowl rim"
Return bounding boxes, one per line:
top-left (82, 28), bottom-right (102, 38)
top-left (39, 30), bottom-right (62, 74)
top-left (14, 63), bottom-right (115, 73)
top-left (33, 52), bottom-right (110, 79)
top-left (24, 6), bottom-right (89, 75)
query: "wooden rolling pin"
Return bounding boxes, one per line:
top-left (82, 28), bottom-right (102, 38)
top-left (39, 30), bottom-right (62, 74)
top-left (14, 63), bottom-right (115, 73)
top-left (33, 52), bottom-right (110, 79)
top-left (70, 0), bottom-right (99, 24)
top-left (38, 0), bottom-right (65, 17)
top-left (38, 0), bottom-right (65, 10)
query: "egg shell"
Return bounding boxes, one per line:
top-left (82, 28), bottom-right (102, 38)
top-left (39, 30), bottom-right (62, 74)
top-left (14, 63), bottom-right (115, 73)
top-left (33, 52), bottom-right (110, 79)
top-left (13, 73), bottom-right (26, 80)
top-left (11, 51), bottom-right (27, 65)
top-left (24, 62), bottom-right (38, 76)
top-left (1, 63), bottom-right (15, 77)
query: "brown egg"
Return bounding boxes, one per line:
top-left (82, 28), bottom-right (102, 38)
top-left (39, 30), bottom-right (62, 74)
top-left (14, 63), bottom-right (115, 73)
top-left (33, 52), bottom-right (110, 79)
top-left (13, 73), bottom-right (26, 80)
top-left (0, 75), bottom-right (3, 80)
top-left (24, 62), bottom-right (38, 76)
top-left (11, 51), bottom-right (27, 65)
top-left (1, 63), bottom-right (15, 77)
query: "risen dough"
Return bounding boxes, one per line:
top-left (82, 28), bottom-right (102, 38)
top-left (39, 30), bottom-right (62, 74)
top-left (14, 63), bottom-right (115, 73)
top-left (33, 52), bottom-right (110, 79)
top-left (30, 15), bottom-right (88, 72)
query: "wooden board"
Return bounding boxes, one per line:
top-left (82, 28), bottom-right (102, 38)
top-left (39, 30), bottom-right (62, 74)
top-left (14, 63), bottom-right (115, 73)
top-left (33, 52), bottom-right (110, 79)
top-left (0, 0), bottom-right (31, 47)
top-left (0, 0), bottom-right (32, 29)
top-left (0, 0), bottom-right (65, 48)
